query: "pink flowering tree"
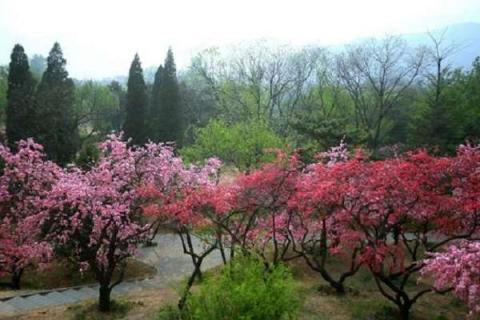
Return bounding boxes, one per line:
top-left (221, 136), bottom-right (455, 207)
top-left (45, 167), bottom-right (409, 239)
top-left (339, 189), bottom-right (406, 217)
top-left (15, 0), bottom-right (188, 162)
top-left (0, 139), bottom-right (57, 289)
top-left (41, 134), bottom-right (218, 311)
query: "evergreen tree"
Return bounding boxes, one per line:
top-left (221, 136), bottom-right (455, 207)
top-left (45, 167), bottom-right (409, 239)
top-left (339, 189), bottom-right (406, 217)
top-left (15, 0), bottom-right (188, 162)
top-left (34, 42), bottom-right (78, 165)
top-left (123, 54), bottom-right (148, 145)
top-left (151, 48), bottom-right (183, 144)
top-left (6, 44), bottom-right (36, 150)
top-left (149, 64), bottom-right (164, 141)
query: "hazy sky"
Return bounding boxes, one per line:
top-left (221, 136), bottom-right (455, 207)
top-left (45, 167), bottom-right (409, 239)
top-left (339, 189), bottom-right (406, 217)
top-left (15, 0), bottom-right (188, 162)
top-left (1, 0), bottom-right (479, 79)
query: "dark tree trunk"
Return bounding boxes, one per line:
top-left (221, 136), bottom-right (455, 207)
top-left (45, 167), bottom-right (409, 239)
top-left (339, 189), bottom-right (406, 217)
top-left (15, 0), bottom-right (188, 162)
top-left (399, 303), bottom-right (412, 320)
top-left (98, 285), bottom-right (112, 312)
top-left (11, 269), bottom-right (23, 290)
top-left (178, 262), bottom-right (202, 310)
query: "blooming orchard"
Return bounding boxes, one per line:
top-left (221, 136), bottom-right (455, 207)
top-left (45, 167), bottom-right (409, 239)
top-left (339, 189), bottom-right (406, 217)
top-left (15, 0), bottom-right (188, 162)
top-left (1, 136), bottom-right (479, 318)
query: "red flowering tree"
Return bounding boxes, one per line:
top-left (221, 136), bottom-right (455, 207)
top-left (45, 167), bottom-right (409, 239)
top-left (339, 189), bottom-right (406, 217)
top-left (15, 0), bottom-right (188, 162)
top-left (333, 148), bottom-right (480, 319)
top-left (422, 145), bottom-right (480, 318)
top-left (212, 154), bottom-right (301, 266)
top-left (0, 139), bottom-right (57, 289)
top-left (135, 154), bottom-right (224, 310)
top-left (287, 155), bottom-right (364, 294)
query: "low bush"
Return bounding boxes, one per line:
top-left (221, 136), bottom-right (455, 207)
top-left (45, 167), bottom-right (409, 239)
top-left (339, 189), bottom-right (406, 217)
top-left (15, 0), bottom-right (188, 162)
top-left (184, 256), bottom-right (299, 320)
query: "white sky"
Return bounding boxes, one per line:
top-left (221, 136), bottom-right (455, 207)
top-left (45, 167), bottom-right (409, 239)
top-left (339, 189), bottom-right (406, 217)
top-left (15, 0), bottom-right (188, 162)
top-left (0, 0), bottom-right (479, 79)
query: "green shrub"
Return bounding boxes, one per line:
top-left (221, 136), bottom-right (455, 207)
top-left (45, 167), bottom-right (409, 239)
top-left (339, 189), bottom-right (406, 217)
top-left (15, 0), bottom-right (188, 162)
top-left (180, 119), bottom-right (285, 171)
top-left (156, 305), bottom-right (182, 320)
top-left (184, 257), bottom-right (299, 320)
top-left (76, 140), bottom-right (100, 170)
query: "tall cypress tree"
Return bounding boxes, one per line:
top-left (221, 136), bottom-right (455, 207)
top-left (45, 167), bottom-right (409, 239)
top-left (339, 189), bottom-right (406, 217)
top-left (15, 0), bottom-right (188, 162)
top-left (123, 54), bottom-right (148, 145)
top-left (34, 42), bottom-right (78, 166)
top-left (6, 44), bottom-right (36, 149)
top-left (149, 64), bottom-right (164, 141)
top-left (152, 48), bottom-right (183, 144)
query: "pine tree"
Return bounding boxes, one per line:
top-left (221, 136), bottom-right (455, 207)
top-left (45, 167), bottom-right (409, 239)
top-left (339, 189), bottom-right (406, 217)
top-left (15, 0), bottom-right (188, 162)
top-left (6, 44), bottom-right (36, 150)
top-left (34, 42), bottom-right (78, 165)
top-left (123, 54), bottom-right (148, 145)
top-left (151, 48), bottom-right (183, 145)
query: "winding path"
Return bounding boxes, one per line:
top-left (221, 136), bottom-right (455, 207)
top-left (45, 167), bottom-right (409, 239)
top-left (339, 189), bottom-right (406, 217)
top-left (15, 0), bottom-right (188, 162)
top-left (0, 233), bottom-right (222, 316)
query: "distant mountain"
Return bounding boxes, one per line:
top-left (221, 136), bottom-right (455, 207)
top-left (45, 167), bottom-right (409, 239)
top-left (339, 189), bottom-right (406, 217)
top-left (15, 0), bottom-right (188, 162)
top-left (401, 22), bottom-right (480, 69)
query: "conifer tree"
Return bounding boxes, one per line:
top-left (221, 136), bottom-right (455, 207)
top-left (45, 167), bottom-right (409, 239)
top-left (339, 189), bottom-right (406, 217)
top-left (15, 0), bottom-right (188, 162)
top-left (152, 48), bottom-right (183, 144)
top-left (123, 54), bottom-right (148, 145)
top-left (149, 65), bottom-right (164, 141)
top-left (34, 42), bottom-right (78, 165)
top-left (6, 44), bottom-right (36, 149)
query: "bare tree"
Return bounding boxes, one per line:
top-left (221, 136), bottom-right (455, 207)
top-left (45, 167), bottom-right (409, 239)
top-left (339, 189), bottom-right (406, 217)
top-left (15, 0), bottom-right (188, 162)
top-left (336, 36), bottom-right (425, 150)
top-left (190, 41), bottom-right (324, 133)
top-left (424, 29), bottom-right (459, 109)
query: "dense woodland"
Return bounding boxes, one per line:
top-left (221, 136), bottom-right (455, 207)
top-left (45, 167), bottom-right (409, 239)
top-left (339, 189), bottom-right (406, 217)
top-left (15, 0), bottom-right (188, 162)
top-left (1, 34), bottom-right (479, 168)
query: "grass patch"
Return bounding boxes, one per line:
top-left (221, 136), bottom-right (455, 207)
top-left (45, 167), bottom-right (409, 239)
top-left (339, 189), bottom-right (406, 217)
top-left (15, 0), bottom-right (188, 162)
top-left (287, 258), bottom-right (469, 320)
top-left (0, 258), bottom-right (156, 290)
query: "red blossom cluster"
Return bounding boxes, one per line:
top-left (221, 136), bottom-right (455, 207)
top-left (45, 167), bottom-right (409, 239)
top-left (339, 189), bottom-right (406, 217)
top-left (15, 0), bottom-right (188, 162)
top-left (144, 144), bottom-right (480, 319)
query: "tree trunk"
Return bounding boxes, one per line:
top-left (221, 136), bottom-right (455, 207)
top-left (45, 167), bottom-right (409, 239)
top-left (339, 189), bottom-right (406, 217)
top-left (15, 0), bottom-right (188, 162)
top-left (11, 269), bottom-right (23, 290)
top-left (399, 304), bottom-right (412, 320)
top-left (178, 264), bottom-right (200, 310)
top-left (332, 282), bottom-right (346, 295)
top-left (98, 285), bottom-right (112, 312)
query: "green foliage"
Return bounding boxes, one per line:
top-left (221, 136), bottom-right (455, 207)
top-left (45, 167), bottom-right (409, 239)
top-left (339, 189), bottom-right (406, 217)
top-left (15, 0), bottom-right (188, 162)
top-left (6, 44), bottom-right (36, 149)
top-left (107, 80), bottom-right (126, 131)
top-left (156, 305), bottom-right (182, 320)
top-left (409, 57), bottom-right (480, 154)
top-left (181, 119), bottom-right (285, 170)
top-left (74, 80), bottom-right (120, 136)
top-left (123, 54), bottom-right (148, 145)
top-left (30, 44), bottom-right (77, 164)
top-left (34, 42), bottom-right (79, 165)
top-left (76, 139), bottom-right (100, 170)
top-left (149, 48), bottom-right (183, 145)
top-left (184, 257), bottom-right (299, 320)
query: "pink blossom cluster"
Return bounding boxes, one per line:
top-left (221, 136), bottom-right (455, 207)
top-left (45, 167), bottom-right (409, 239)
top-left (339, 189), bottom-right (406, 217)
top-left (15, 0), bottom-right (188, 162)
top-left (423, 241), bottom-right (480, 318)
top-left (42, 134), bottom-right (221, 272)
top-left (0, 139), bottom-right (58, 284)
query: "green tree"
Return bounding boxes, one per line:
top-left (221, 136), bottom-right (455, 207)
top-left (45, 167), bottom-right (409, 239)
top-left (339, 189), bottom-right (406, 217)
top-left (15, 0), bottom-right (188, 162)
top-left (151, 48), bottom-right (183, 144)
top-left (34, 42), bottom-right (78, 165)
top-left (181, 119), bottom-right (285, 171)
top-left (108, 80), bottom-right (126, 131)
top-left (74, 80), bottom-right (120, 137)
top-left (6, 44), bottom-right (36, 149)
top-left (149, 64), bottom-right (164, 141)
top-left (123, 54), bottom-right (148, 145)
